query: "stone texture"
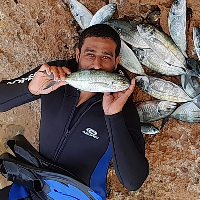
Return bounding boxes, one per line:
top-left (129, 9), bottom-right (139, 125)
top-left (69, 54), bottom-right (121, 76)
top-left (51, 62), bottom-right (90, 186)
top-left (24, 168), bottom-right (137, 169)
top-left (0, 0), bottom-right (200, 199)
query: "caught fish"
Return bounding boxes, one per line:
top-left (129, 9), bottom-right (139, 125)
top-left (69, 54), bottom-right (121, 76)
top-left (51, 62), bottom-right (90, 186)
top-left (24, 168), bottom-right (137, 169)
top-left (89, 4), bottom-right (117, 26)
top-left (181, 75), bottom-right (200, 98)
top-left (137, 24), bottom-right (186, 68)
top-left (136, 100), bottom-right (177, 123)
top-left (168, 0), bottom-right (187, 57)
top-left (170, 101), bottom-right (200, 122)
top-left (105, 19), bottom-right (149, 48)
top-left (134, 48), bottom-right (186, 76)
top-left (63, 0), bottom-right (93, 29)
top-left (193, 27), bottom-right (200, 61)
top-left (141, 123), bottom-right (159, 134)
top-left (119, 40), bottom-right (146, 75)
top-left (41, 70), bottom-right (130, 92)
top-left (135, 75), bottom-right (200, 103)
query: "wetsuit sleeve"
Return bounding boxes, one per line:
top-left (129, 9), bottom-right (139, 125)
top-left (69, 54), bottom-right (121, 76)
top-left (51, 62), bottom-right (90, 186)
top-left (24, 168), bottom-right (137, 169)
top-left (0, 67), bottom-right (40, 112)
top-left (104, 98), bottom-right (149, 191)
top-left (0, 59), bottom-right (77, 112)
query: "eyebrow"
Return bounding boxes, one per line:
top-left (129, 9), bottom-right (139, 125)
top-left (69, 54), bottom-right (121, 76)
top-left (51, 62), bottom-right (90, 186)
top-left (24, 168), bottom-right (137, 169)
top-left (84, 48), bottom-right (114, 57)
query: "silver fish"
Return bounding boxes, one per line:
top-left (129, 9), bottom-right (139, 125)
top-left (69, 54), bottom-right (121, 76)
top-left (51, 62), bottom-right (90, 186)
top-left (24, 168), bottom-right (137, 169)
top-left (135, 75), bottom-right (199, 103)
top-left (64, 0), bottom-right (93, 29)
top-left (136, 100), bottom-right (177, 123)
top-left (134, 48), bottom-right (186, 76)
top-left (89, 4), bottom-right (117, 26)
top-left (168, 0), bottom-right (187, 57)
top-left (141, 123), bottom-right (159, 134)
top-left (193, 27), bottom-right (200, 61)
top-left (41, 70), bottom-right (130, 92)
top-left (119, 40), bottom-right (146, 75)
top-left (137, 24), bottom-right (186, 68)
top-left (181, 75), bottom-right (200, 98)
top-left (105, 19), bottom-right (149, 48)
top-left (170, 102), bottom-right (200, 122)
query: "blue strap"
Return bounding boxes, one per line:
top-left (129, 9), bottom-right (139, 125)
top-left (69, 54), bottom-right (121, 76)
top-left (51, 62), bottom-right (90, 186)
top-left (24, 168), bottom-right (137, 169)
top-left (8, 183), bottom-right (29, 200)
top-left (44, 180), bottom-right (102, 200)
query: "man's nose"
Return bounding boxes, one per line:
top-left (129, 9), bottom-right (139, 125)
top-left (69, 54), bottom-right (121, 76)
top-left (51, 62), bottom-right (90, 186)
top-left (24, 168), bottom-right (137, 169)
top-left (93, 57), bottom-right (102, 69)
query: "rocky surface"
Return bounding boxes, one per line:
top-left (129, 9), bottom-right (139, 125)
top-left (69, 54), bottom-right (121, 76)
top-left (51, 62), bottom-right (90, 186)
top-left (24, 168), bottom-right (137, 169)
top-left (0, 0), bottom-right (200, 199)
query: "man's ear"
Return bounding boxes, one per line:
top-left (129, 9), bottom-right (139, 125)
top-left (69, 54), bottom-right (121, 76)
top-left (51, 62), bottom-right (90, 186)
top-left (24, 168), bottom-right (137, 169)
top-left (75, 48), bottom-right (80, 62)
top-left (115, 55), bottom-right (121, 69)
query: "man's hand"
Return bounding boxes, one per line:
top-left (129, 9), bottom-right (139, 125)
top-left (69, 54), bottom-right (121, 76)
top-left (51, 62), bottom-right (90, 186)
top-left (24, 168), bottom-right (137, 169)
top-left (28, 63), bottom-right (71, 95)
top-left (103, 78), bottom-right (135, 115)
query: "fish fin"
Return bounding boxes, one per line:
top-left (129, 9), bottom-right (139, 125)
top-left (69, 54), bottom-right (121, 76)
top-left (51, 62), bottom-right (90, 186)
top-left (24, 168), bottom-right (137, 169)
top-left (186, 57), bottom-right (200, 77)
top-left (43, 80), bottom-right (58, 90)
top-left (181, 74), bottom-right (191, 89)
top-left (159, 117), bottom-right (169, 130)
top-left (193, 93), bottom-right (200, 109)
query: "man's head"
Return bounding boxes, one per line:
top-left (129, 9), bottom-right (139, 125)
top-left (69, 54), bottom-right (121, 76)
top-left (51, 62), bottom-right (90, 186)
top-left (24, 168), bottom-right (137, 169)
top-left (76, 24), bottom-right (121, 72)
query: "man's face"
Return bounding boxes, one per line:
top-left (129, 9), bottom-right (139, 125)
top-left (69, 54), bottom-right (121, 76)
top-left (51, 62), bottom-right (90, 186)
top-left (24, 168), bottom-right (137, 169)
top-left (76, 37), bottom-right (120, 72)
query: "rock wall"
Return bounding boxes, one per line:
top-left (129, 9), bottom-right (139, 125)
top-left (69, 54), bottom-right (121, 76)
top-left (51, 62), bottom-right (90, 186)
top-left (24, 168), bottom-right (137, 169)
top-left (0, 0), bottom-right (200, 199)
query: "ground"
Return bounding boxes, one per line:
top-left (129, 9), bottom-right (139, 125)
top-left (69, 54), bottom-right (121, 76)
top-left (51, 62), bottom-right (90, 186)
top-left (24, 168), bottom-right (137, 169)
top-left (0, 0), bottom-right (200, 199)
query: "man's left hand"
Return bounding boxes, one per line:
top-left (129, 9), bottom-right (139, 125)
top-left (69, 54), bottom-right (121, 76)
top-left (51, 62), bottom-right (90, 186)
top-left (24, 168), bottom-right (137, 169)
top-left (102, 78), bottom-right (135, 115)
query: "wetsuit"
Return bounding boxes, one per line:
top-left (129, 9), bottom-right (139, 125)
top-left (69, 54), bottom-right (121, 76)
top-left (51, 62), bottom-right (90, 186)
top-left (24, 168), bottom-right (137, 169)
top-left (0, 59), bottom-right (149, 199)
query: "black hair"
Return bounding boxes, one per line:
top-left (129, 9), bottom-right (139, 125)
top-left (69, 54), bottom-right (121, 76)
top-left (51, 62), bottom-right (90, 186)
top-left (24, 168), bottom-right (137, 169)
top-left (77, 24), bottom-right (121, 57)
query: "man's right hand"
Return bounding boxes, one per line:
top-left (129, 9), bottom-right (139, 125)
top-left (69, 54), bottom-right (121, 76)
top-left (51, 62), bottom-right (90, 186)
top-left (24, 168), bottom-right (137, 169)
top-left (28, 63), bottom-right (71, 95)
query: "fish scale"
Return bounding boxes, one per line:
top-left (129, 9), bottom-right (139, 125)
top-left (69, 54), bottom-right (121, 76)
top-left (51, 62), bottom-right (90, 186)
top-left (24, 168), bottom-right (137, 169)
top-left (63, 0), bottom-right (93, 29)
top-left (168, 0), bottom-right (187, 57)
top-left (137, 24), bottom-right (186, 68)
top-left (41, 70), bottom-right (130, 93)
top-left (134, 48), bottom-right (186, 76)
top-left (89, 4), bottom-right (117, 26)
top-left (135, 75), bottom-right (197, 103)
top-left (105, 19), bottom-right (149, 48)
top-left (119, 40), bottom-right (146, 75)
top-left (171, 102), bottom-right (200, 122)
top-left (136, 100), bottom-right (177, 123)
top-left (193, 27), bottom-right (200, 61)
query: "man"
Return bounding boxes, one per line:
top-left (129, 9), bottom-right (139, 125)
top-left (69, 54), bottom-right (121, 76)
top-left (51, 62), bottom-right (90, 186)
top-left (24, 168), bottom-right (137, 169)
top-left (0, 24), bottom-right (149, 199)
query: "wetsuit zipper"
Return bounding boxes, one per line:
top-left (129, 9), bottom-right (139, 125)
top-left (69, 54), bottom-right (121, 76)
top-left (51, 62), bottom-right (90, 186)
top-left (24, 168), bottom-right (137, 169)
top-left (52, 96), bottom-right (102, 162)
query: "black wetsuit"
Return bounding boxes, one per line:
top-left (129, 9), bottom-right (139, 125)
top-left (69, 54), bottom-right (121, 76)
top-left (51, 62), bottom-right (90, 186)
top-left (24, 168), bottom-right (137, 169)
top-left (0, 59), bottom-right (149, 199)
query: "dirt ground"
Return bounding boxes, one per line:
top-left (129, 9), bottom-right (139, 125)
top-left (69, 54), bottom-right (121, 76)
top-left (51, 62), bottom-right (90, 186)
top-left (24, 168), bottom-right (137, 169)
top-left (0, 0), bottom-right (200, 199)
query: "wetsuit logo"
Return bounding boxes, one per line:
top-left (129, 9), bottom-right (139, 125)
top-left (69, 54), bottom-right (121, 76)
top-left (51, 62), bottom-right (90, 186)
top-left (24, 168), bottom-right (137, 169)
top-left (6, 73), bottom-right (36, 84)
top-left (82, 128), bottom-right (99, 139)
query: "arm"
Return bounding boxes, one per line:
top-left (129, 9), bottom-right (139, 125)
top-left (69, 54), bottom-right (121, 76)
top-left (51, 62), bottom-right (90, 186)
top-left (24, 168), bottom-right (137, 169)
top-left (0, 67), bottom-right (40, 112)
top-left (0, 59), bottom-right (74, 112)
top-left (103, 79), bottom-right (149, 190)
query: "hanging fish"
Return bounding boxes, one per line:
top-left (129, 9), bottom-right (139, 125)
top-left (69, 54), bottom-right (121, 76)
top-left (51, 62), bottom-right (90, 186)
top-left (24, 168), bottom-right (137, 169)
top-left (119, 40), bottom-right (146, 75)
top-left (170, 101), bottom-right (200, 122)
top-left (63, 0), bottom-right (93, 29)
top-left (89, 4), bottom-right (117, 26)
top-left (105, 19), bottom-right (149, 48)
top-left (40, 69), bottom-right (130, 92)
top-left (135, 75), bottom-right (200, 103)
top-left (137, 24), bottom-right (186, 68)
top-left (193, 27), bottom-right (200, 61)
top-left (136, 100), bottom-right (177, 123)
top-left (141, 123), bottom-right (159, 134)
top-left (168, 0), bottom-right (187, 57)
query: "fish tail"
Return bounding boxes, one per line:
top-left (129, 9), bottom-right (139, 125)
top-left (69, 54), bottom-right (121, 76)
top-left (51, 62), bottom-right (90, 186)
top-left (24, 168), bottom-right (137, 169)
top-left (159, 117), bottom-right (170, 130)
top-left (193, 93), bottom-right (200, 109)
top-left (181, 72), bottom-right (192, 89)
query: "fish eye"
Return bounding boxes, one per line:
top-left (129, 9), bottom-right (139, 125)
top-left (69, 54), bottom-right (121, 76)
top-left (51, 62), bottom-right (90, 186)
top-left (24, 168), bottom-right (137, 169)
top-left (122, 81), bottom-right (127, 85)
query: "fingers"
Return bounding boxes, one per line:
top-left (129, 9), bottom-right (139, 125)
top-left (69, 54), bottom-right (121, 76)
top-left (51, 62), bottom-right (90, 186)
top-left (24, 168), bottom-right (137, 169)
top-left (29, 64), bottom-right (71, 95)
top-left (39, 64), bottom-right (71, 81)
top-left (128, 78), bottom-right (135, 92)
top-left (40, 63), bottom-right (51, 75)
